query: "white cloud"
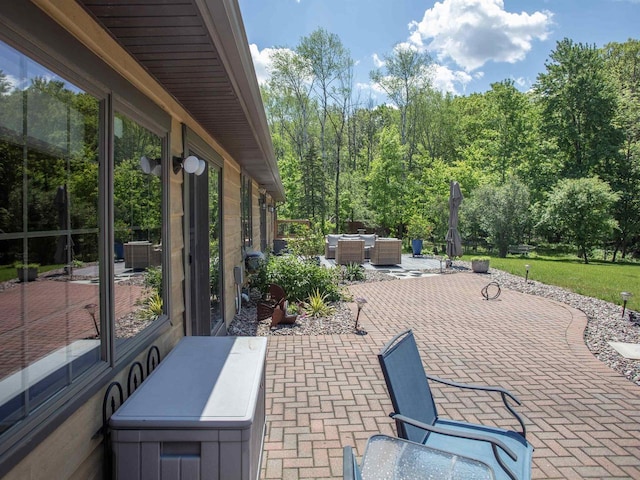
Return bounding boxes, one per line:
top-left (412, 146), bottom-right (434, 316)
top-left (249, 44), bottom-right (296, 85)
top-left (372, 53), bottom-right (385, 68)
top-left (512, 76), bottom-right (526, 87)
top-left (430, 64), bottom-right (474, 94)
top-left (409, 0), bottom-right (552, 71)
top-left (3, 74), bottom-right (22, 92)
top-left (249, 44), bottom-right (276, 85)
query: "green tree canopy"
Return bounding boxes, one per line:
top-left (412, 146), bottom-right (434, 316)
top-left (534, 38), bottom-right (622, 178)
top-left (462, 177), bottom-right (531, 257)
top-left (537, 177), bottom-right (619, 263)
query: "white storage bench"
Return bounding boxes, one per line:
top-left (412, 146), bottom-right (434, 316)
top-left (110, 336), bottom-right (267, 480)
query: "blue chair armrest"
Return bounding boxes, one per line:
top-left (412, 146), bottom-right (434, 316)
top-left (426, 374), bottom-right (527, 437)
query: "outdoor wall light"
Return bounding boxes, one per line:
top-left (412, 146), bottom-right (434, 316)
top-left (621, 291), bottom-right (632, 318)
top-left (173, 155), bottom-right (206, 176)
top-left (525, 264), bottom-right (530, 284)
top-left (268, 205), bottom-right (275, 213)
top-left (140, 156), bottom-right (162, 176)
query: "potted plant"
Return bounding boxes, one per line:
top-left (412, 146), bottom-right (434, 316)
top-left (15, 262), bottom-right (40, 282)
top-left (471, 256), bottom-right (490, 273)
top-left (406, 215), bottom-right (432, 257)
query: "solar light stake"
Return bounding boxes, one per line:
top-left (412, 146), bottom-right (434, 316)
top-left (621, 292), bottom-right (632, 318)
top-left (525, 264), bottom-right (530, 284)
top-left (355, 297), bottom-right (367, 333)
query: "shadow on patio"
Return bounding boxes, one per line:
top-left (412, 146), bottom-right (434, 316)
top-left (261, 273), bottom-right (640, 479)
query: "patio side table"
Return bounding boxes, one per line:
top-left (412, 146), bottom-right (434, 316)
top-left (357, 434), bottom-right (495, 479)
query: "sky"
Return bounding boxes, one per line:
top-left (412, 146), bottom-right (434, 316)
top-left (238, 0), bottom-right (640, 101)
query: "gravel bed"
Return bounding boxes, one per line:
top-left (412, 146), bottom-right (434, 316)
top-left (227, 262), bottom-right (640, 386)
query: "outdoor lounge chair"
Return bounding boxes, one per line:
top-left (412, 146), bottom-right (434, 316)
top-left (378, 330), bottom-right (533, 480)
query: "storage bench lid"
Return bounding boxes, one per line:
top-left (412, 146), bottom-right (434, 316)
top-left (110, 336), bottom-right (267, 430)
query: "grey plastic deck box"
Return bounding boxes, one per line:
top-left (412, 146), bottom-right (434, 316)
top-left (110, 336), bottom-right (267, 480)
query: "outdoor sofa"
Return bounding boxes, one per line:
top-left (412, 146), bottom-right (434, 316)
top-left (324, 234), bottom-right (402, 265)
top-left (325, 234), bottom-right (377, 260)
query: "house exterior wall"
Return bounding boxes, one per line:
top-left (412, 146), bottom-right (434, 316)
top-left (223, 162), bottom-right (243, 327)
top-left (1, 1), bottom-right (278, 478)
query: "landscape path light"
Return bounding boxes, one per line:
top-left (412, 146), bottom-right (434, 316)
top-left (525, 264), bottom-right (530, 284)
top-left (621, 291), bottom-right (632, 318)
top-left (355, 297), bottom-right (367, 334)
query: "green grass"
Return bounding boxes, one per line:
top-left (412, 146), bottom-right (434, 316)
top-left (0, 264), bottom-right (64, 283)
top-left (462, 253), bottom-right (640, 311)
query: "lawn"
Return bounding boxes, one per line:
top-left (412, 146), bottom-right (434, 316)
top-left (463, 253), bottom-right (640, 312)
top-left (0, 264), bottom-right (64, 283)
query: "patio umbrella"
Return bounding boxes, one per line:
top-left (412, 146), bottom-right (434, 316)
top-left (445, 180), bottom-right (463, 258)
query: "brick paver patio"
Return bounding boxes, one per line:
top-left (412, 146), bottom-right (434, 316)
top-left (261, 273), bottom-right (640, 479)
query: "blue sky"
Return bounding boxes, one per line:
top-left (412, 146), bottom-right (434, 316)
top-left (238, 0), bottom-right (640, 100)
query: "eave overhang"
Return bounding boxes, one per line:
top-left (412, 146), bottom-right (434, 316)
top-left (77, 0), bottom-right (284, 201)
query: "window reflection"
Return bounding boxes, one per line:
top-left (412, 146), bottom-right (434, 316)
top-left (0, 41), bottom-right (100, 434)
top-left (209, 167), bottom-right (222, 331)
top-left (241, 174), bottom-right (252, 247)
top-left (113, 113), bottom-right (163, 343)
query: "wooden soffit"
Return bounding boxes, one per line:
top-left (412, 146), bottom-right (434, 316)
top-left (77, 0), bottom-right (284, 201)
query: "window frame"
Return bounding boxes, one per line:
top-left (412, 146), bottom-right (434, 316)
top-left (0, 5), bottom-right (173, 474)
top-left (241, 173), bottom-right (253, 248)
top-left (183, 128), bottom-right (224, 336)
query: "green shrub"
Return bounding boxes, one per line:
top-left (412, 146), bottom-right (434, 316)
top-left (14, 262), bottom-right (40, 269)
top-left (286, 225), bottom-right (324, 260)
top-left (470, 256), bottom-right (490, 262)
top-left (138, 291), bottom-right (163, 320)
top-left (144, 266), bottom-right (162, 295)
top-left (267, 254), bottom-right (340, 303)
top-left (301, 289), bottom-right (336, 317)
top-left (406, 214), bottom-right (432, 240)
top-left (343, 263), bottom-right (365, 281)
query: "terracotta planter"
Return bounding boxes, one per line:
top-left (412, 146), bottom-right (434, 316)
top-left (471, 259), bottom-right (490, 273)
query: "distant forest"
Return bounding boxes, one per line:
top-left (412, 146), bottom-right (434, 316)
top-left (261, 29), bottom-right (639, 261)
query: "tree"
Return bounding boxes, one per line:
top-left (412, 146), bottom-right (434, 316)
top-left (367, 126), bottom-right (406, 235)
top-left (537, 177), bottom-right (619, 263)
top-left (484, 80), bottom-right (531, 183)
top-left (462, 177), bottom-right (531, 257)
top-left (298, 28), bottom-right (353, 229)
top-left (370, 45), bottom-right (432, 168)
top-left (603, 39), bottom-right (640, 259)
top-left (534, 38), bottom-right (622, 178)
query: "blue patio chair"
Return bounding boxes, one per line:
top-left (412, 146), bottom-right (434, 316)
top-left (342, 445), bottom-right (363, 480)
top-left (378, 330), bottom-right (533, 480)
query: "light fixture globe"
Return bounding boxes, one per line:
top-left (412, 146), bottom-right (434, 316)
top-left (140, 155), bottom-right (153, 174)
top-left (194, 159), bottom-right (206, 176)
top-left (183, 155), bottom-right (200, 174)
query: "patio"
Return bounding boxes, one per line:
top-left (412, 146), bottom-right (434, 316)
top-left (261, 273), bottom-right (640, 479)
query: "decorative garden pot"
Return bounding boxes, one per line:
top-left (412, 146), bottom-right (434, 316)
top-left (471, 259), bottom-right (490, 273)
top-left (17, 266), bottom-right (38, 282)
top-left (411, 239), bottom-right (423, 257)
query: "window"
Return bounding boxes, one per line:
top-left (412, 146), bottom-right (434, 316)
top-left (113, 112), bottom-right (165, 347)
top-left (208, 167), bottom-right (222, 331)
top-left (0, 38), bottom-right (168, 446)
top-left (241, 174), bottom-right (252, 248)
top-left (0, 40), bottom-right (102, 435)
